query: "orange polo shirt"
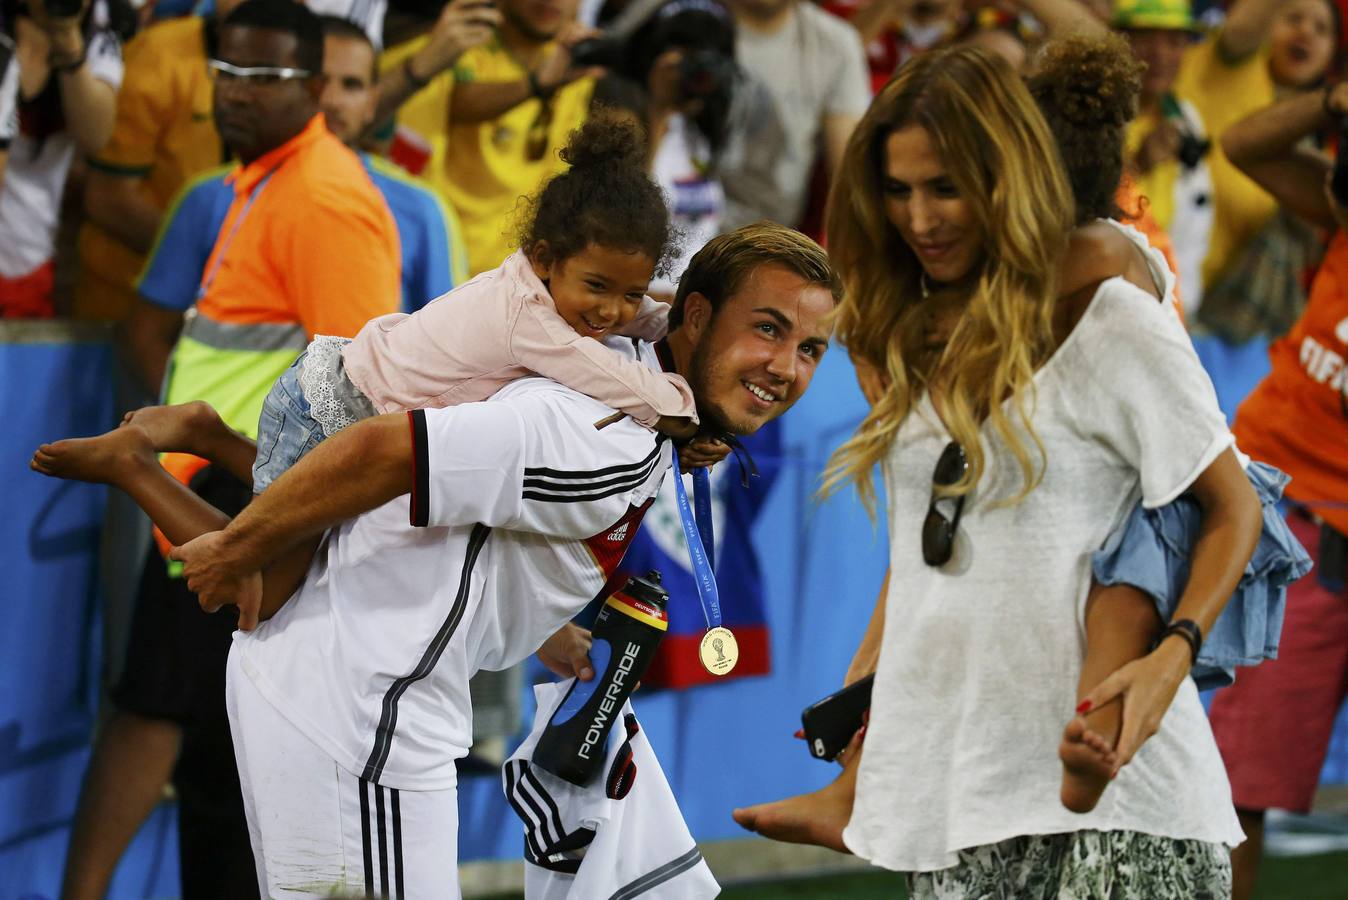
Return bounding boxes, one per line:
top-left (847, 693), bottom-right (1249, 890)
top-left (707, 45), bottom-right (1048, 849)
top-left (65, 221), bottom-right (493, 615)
top-left (158, 112), bottom-right (400, 507)
top-left (192, 113), bottom-right (399, 334)
top-left (1234, 231), bottom-right (1348, 536)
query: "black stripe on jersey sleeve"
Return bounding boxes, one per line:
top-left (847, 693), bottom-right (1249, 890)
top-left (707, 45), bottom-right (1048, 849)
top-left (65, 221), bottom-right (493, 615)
top-left (362, 524), bottom-right (490, 782)
top-left (609, 846), bottom-right (705, 900)
top-left (408, 410), bottom-right (430, 527)
top-left (522, 454), bottom-right (663, 503)
top-left (523, 457), bottom-right (660, 494)
top-left (524, 441), bottom-right (663, 482)
top-left (522, 473), bottom-right (659, 504)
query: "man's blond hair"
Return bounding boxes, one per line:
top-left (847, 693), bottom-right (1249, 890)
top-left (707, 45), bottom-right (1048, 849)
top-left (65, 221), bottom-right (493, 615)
top-left (669, 222), bottom-right (842, 328)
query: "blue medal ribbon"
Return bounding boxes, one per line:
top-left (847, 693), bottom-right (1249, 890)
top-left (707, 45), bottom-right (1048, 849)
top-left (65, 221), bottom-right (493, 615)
top-left (672, 455), bottom-right (722, 630)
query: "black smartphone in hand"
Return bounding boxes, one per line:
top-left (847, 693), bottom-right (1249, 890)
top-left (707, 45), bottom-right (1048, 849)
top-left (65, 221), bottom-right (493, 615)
top-left (800, 674), bottom-right (874, 762)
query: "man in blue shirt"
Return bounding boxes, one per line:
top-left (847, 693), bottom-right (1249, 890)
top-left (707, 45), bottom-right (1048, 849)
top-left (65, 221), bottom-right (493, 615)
top-left (122, 14), bottom-right (465, 396)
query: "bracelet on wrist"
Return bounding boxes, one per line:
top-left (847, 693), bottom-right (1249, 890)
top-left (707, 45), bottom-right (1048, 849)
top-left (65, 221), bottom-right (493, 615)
top-left (403, 55), bottom-right (431, 89)
top-left (1155, 618), bottom-right (1203, 667)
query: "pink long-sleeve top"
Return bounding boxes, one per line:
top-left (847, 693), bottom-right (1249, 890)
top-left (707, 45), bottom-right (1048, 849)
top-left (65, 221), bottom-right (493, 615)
top-left (341, 250), bottom-right (696, 427)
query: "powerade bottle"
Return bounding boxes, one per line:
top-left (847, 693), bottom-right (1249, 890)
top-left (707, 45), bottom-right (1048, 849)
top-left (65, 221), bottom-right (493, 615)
top-left (532, 571), bottom-right (669, 786)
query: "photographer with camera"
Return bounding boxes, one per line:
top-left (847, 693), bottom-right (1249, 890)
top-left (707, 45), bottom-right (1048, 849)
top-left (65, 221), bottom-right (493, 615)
top-left (583, 0), bottom-right (739, 295)
top-left (1205, 83), bottom-right (1348, 900)
top-left (0, 0), bottom-right (125, 318)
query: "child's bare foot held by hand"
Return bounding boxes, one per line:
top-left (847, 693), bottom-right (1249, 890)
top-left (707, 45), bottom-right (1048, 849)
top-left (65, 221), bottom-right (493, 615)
top-left (1059, 713), bottom-right (1118, 813)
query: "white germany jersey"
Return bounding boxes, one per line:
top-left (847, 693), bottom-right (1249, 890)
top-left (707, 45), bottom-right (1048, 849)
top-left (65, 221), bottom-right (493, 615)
top-left (234, 340), bottom-right (671, 791)
top-left (505, 682), bottom-right (720, 899)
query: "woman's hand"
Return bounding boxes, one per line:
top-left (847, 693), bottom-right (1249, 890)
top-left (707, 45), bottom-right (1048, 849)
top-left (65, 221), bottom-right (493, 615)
top-left (1077, 636), bottom-right (1191, 774)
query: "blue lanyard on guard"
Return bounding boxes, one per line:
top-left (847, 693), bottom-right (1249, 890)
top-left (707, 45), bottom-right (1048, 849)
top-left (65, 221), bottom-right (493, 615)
top-left (672, 459), bottom-right (721, 629)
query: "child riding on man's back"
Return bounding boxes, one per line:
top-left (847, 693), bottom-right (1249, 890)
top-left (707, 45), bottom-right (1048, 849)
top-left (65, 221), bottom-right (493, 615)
top-left (252, 110), bottom-right (720, 497)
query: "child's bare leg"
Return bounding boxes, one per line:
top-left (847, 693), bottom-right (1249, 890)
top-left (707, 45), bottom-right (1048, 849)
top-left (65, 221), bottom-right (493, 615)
top-left (32, 424), bottom-right (315, 622)
top-left (32, 427), bottom-right (231, 544)
top-left (1060, 581), bottom-right (1162, 812)
top-left (732, 742), bottom-right (862, 853)
top-left (258, 535), bottom-right (321, 619)
top-left (121, 401), bottom-right (258, 486)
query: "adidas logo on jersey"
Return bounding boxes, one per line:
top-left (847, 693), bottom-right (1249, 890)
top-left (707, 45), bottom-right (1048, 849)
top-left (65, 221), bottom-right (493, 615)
top-left (607, 522), bottom-right (630, 542)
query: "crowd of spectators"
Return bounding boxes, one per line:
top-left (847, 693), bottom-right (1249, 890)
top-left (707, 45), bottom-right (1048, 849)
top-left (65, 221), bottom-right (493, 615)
top-left (5, 0), bottom-right (1337, 341)
top-left (3, 0), bottom-right (1345, 895)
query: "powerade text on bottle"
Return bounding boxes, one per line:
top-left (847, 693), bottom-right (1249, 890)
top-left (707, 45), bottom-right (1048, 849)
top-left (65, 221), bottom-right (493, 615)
top-left (531, 571), bottom-right (669, 786)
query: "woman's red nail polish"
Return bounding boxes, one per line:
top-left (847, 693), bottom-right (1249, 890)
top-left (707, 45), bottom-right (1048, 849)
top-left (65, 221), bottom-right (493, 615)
top-left (1076, 700), bottom-right (1093, 714)
top-left (793, 729), bottom-right (805, 739)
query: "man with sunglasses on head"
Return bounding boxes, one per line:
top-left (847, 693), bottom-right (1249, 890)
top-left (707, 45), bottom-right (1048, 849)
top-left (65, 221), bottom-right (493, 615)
top-left (59, 3), bottom-right (400, 898)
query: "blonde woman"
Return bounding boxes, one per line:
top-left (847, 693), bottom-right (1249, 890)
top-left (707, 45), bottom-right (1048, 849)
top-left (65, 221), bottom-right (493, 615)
top-left (737, 46), bottom-right (1260, 896)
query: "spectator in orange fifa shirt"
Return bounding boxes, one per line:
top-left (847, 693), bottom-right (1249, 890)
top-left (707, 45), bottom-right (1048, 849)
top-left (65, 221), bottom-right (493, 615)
top-left (1208, 81), bottom-right (1348, 900)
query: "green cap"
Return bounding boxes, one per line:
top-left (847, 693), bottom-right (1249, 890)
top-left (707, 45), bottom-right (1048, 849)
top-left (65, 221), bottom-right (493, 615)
top-left (1112, 0), bottom-right (1197, 31)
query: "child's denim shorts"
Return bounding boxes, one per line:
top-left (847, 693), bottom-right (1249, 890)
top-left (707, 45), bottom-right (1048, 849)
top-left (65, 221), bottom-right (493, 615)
top-left (252, 352), bottom-right (326, 495)
top-left (1092, 461), bottom-right (1314, 690)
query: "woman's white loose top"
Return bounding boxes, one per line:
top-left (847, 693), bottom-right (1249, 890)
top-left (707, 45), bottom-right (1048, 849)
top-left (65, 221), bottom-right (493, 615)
top-left (843, 275), bottom-right (1246, 872)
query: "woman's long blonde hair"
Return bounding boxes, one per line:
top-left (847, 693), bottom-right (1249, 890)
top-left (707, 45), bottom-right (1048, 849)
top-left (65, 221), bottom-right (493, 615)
top-left (822, 46), bottom-right (1076, 515)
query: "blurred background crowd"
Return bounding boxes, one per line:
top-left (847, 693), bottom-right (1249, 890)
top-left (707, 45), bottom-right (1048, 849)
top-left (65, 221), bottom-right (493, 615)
top-left (3, 0), bottom-right (1347, 895)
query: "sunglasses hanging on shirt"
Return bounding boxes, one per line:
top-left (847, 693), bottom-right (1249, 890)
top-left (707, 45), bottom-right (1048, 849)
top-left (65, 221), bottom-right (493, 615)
top-left (922, 441), bottom-right (968, 567)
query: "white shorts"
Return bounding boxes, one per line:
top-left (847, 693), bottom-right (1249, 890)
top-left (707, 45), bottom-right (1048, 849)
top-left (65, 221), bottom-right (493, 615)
top-left (225, 648), bottom-right (461, 899)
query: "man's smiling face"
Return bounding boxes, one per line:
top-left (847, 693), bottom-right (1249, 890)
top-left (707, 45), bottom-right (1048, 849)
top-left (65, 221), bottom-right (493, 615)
top-left (684, 263), bottom-right (833, 435)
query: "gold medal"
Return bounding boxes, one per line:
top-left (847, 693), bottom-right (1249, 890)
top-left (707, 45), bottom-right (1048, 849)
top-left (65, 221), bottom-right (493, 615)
top-left (698, 626), bottom-right (739, 677)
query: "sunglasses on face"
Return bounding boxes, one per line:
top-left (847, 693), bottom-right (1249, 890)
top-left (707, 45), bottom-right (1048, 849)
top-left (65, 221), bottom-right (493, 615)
top-left (922, 441), bottom-right (968, 567)
top-left (208, 59), bottom-right (314, 87)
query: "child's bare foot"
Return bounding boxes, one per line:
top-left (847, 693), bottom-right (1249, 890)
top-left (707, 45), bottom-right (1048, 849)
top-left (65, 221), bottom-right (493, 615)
top-left (677, 436), bottom-right (731, 471)
top-left (733, 776), bottom-right (854, 854)
top-left (121, 401), bottom-right (229, 457)
top-left (31, 426), bottom-right (158, 486)
top-left (1059, 715), bottom-right (1118, 814)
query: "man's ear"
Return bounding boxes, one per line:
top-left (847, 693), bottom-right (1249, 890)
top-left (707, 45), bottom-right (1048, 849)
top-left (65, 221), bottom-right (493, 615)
top-left (682, 291), bottom-right (713, 342)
